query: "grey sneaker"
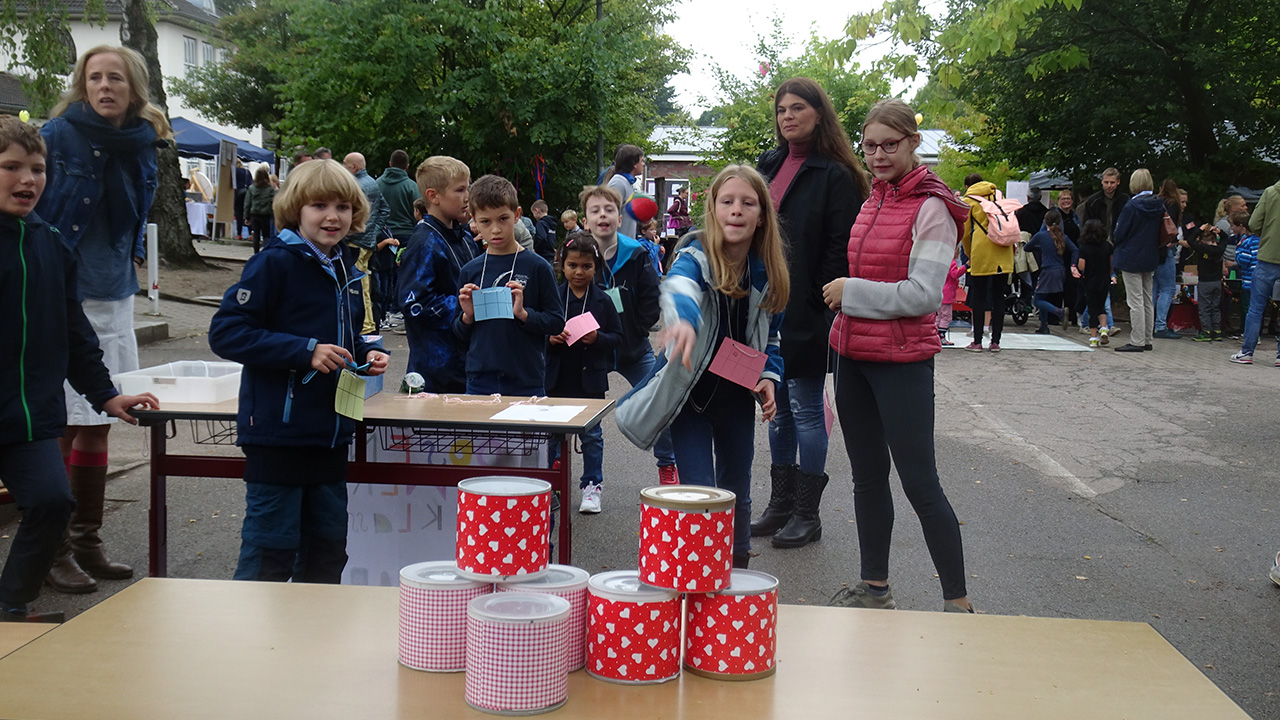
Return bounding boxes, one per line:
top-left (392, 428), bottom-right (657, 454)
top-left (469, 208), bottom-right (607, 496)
top-left (943, 600), bottom-right (976, 613)
top-left (828, 581), bottom-right (896, 609)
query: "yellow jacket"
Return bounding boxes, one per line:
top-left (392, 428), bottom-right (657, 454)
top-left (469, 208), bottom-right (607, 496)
top-left (962, 181), bottom-right (1015, 276)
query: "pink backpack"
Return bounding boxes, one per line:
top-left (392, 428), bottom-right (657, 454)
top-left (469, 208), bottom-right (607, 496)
top-left (966, 190), bottom-right (1022, 247)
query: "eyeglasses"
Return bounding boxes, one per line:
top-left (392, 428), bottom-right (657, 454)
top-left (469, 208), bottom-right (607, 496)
top-left (860, 136), bottom-right (909, 156)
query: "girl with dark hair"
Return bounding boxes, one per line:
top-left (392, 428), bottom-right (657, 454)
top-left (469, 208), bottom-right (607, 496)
top-left (604, 144), bottom-right (645, 239)
top-left (1076, 219), bottom-right (1113, 347)
top-left (1024, 209), bottom-right (1079, 333)
top-left (1152, 177), bottom-right (1183, 339)
top-left (751, 76), bottom-right (870, 550)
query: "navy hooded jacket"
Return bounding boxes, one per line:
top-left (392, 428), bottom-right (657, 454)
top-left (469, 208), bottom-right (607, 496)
top-left (1112, 193), bottom-right (1165, 273)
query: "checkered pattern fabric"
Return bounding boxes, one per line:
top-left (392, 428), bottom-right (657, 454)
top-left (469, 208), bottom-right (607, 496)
top-left (399, 583), bottom-right (493, 671)
top-left (497, 585), bottom-right (589, 671)
top-left (464, 614), bottom-right (569, 713)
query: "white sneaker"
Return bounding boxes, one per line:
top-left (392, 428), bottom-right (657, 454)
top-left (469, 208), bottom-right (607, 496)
top-left (1270, 551), bottom-right (1280, 587)
top-left (579, 485), bottom-right (602, 514)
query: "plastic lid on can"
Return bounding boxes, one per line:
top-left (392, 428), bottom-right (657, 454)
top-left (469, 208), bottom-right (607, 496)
top-left (400, 561), bottom-right (491, 590)
top-left (718, 569), bottom-right (779, 596)
top-left (496, 564), bottom-right (589, 592)
top-left (458, 476), bottom-right (551, 497)
top-left (588, 570), bottom-right (678, 604)
top-left (640, 486), bottom-right (735, 512)
top-left (468, 591), bottom-right (570, 624)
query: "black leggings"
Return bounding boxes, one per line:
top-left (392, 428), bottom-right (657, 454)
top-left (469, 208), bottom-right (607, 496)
top-left (834, 356), bottom-right (967, 600)
top-left (966, 274), bottom-right (1007, 343)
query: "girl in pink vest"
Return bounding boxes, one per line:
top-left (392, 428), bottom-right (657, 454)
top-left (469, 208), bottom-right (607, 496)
top-left (821, 99), bottom-right (976, 613)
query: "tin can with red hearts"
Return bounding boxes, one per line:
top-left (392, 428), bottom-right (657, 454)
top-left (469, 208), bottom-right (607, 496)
top-left (586, 570), bottom-right (682, 684)
top-left (638, 486), bottom-right (735, 593)
top-left (456, 477), bottom-right (551, 582)
top-left (683, 570), bottom-right (779, 680)
top-left (465, 592), bottom-right (571, 715)
top-left (398, 561), bottom-right (493, 672)
top-left (496, 564), bottom-right (590, 671)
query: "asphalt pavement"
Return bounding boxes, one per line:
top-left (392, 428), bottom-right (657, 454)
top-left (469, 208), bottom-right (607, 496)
top-left (1, 259), bottom-right (1277, 718)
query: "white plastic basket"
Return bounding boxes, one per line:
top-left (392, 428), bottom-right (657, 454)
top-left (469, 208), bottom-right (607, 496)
top-left (112, 361), bottom-right (242, 404)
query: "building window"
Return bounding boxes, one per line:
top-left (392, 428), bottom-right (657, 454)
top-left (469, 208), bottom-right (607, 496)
top-left (203, 42), bottom-right (216, 66)
top-left (183, 36), bottom-right (198, 76)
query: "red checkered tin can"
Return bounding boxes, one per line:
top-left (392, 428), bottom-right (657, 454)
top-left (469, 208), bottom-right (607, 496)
top-left (398, 561), bottom-right (493, 672)
top-left (586, 570), bottom-right (682, 684)
top-left (496, 564), bottom-right (590, 671)
top-left (638, 486), bottom-right (735, 593)
top-left (683, 570), bottom-right (779, 680)
top-left (456, 477), bottom-right (551, 582)
top-left (465, 592), bottom-right (571, 715)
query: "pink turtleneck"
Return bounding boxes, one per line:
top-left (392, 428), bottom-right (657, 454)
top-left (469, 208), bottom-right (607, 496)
top-left (769, 139), bottom-right (809, 212)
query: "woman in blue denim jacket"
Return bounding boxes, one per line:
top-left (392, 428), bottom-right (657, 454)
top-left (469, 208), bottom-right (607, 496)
top-left (33, 45), bottom-right (172, 594)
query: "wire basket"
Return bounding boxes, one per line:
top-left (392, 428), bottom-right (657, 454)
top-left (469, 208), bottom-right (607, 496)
top-left (190, 420), bottom-right (238, 446)
top-left (376, 426), bottom-right (551, 457)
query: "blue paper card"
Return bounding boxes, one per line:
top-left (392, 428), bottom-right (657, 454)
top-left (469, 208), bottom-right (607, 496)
top-left (474, 286), bottom-right (515, 321)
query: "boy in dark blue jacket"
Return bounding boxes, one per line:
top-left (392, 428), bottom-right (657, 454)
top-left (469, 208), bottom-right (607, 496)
top-left (455, 175), bottom-right (564, 395)
top-left (210, 159), bottom-right (388, 584)
top-left (546, 232), bottom-right (623, 513)
top-left (398, 156), bottom-right (477, 392)
top-left (0, 116), bottom-right (156, 621)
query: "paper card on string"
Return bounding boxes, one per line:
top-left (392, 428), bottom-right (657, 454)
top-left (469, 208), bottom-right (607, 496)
top-left (564, 312), bottom-right (600, 345)
top-left (335, 370), bottom-right (366, 420)
top-left (707, 338), bottom-right (766, 390)
top-left (474, 286), bottom-right (514, 321)
top-left (824, 383), bottom-right (835, 437)
top-left (604, 287), bottom-right (624, 313)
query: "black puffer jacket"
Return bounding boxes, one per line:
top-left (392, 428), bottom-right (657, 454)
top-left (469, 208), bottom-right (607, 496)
top-left (757, 148), bottom-right (862, 378)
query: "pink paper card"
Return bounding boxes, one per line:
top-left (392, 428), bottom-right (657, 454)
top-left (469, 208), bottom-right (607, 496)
top-left (564, 312), bottom-right (600, 345)
top-left (707, 338), bottom-right (767, 390)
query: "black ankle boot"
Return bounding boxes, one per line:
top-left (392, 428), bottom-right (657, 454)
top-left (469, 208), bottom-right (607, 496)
top-left (750, 464), bottom-right (796, 537)
top-left (771, 471), bottom-right (828, 549)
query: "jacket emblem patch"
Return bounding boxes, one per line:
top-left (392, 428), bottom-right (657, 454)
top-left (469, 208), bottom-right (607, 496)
top-left (237, 288), bottom-right (251, 305)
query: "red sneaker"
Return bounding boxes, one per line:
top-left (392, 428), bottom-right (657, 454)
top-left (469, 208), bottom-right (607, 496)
top-left (658, 465), bottom-right (679, 485)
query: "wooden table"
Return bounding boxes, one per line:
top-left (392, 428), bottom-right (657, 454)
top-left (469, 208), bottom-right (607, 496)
top-left (0, 623), bottom-right (54, 659)
top-left (0, 578), bottom-right (1248, 719)
top-left (135, 394), bottom-right (614, 576)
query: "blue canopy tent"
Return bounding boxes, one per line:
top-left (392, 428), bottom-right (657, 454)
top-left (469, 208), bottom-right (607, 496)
top-left (171, 116), bottom-right (274, 163)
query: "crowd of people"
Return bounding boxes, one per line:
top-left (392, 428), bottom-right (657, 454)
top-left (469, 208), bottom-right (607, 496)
top-left (4, 43), bottom-right (1279, 622)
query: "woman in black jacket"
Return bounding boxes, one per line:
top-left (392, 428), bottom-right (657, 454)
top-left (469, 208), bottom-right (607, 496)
top-left (753, 76), bottom-right (870, 549)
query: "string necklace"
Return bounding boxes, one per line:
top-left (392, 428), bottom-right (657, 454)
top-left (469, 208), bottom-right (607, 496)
top-left (480, 244), bottom-right (521, 288)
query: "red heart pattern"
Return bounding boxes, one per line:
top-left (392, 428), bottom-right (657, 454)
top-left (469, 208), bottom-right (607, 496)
top-left (586, 595), bottom-right (682, 683)
top-left (683, 589), bottom-right (778, 677)
top-left (456, 489), bottom-right (550, 579)
top-left (639, 505), bottom-right (734, 593)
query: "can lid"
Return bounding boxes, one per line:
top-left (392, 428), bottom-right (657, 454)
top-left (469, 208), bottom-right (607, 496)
top-left (468, 591), bottom-right (570, 624)
top-left (496, 564), bottom-right (589, 592)
top-left (717, 569), bottom-right (779, 596)
top-left (458, 476), bottom-right (551, 497)
top-left (640, 486), bottom-right (735, 512)
top-left (400, 561), bottom-right (490, 590)
top-left (588, 570), bottom-right (678, 603)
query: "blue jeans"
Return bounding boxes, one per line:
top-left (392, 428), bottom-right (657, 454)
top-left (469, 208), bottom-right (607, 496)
top-left (767, 375), bottom-right (828, 475)
top-left (1241, 260), bottom-right (1280, 356)
top-left (1153, 250), bottom-right (1177, 331)
top-left (549, 424), bottom-right (605, 488)
top-left (670, 388), bottom-right (754, 555)
top-left (1034, 292), bottom-right (1063, 323)
top-left (0, 440), bottom-right (75, 608)
top-left (615, 353), bottom-right (676, 467)
top-left (235, 480), bottom-right (349, 583)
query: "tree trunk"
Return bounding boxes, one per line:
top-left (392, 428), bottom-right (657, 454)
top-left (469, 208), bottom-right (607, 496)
top-left (120, 0), bottom-right (206, 269)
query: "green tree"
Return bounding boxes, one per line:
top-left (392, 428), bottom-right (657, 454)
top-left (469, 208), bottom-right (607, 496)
top-left (0, 0), bottom-right (106, 114)
top-left (832, 0), bottom-right (1280, 209)
top-left (911, 78), bottom-right (1024, 190)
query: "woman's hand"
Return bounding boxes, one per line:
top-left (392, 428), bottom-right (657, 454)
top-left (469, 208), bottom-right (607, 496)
top-left (822, 278), bottom-right (847, 311)
top-left (753, 379), bottom-right (776, 423)
top-left (656, 320), bottom-right (696, 370)
top-left (365, 351), bottom-right (390, 376)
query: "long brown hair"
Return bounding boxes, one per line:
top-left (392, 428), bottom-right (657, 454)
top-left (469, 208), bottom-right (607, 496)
top-left (773, 77), bottom-right (870, 199)
top-left (53, 45), bottom-right (173, 140)
top-left (602, 144), bottom-right (643, 183)
top-left (699, 165), bottom-right (789, 314)
top-left (1044, 209), bottom-right (1065, 257)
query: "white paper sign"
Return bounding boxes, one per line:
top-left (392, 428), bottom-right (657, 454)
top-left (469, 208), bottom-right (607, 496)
top-left (490, 404), bottom-right (587, 423)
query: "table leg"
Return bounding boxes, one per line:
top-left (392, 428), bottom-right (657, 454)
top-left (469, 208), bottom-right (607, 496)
top-left (558, 436), bottom-right (572, 564)
top-left (148, 424), bottom-right (168, 578)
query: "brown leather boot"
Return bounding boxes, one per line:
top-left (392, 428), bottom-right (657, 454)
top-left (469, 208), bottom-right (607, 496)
top-left (68, 466), bottom-right (133, 580)
top-left (45, 538), bottom-right (97, 594)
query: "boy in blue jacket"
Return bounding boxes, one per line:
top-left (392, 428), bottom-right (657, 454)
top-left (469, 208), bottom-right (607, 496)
top-left (209, 159), bottom-right (389, 584)
top-left (398, 156), bottom-right (477, 392)
top-left (0, 116), bottom-right (157, 621)
top-left (455, 175), bottom-right (563, 395)
top-left (546, 231), bottom-right (623, 513)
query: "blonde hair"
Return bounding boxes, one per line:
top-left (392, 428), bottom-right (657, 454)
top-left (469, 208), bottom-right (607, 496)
top-left (415, 156), bottom-right (469, 198)
top-left (1129, 168), bottom-right (1154, 193)
top-left (53, 46), bottom-right (173, 140)
top-left (560, 209), bottom-right (578, 223)
top-left (579, 184), bottom-right (623, 212)
top-left (863, 99), bottom-right (923, 170)
top-left (1214, 195), bottom-right (1245, 222)
top-left (273, 159), bottom-right (370, 233)
top-left (699, 165), bottom-right (789, 314)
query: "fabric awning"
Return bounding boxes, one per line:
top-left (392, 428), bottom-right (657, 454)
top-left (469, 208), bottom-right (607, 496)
top-left (172, 116), bottom-right (274, 163)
